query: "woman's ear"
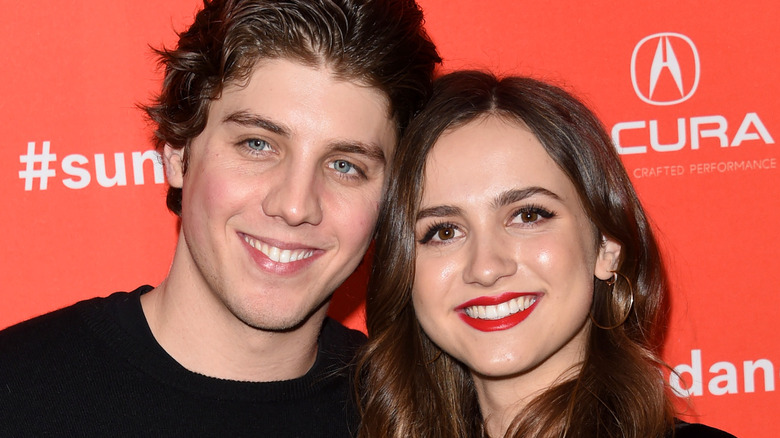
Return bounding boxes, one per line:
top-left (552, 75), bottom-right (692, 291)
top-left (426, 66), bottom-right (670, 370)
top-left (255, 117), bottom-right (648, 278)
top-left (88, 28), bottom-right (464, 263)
top-left (595, 236), bottom-right (622, 280)
top-left (162, 144), bottom-right (184, 188)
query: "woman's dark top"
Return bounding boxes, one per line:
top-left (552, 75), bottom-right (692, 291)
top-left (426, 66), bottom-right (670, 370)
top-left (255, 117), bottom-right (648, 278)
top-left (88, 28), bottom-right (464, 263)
top-left (674, 419), bottom-right (737, 437)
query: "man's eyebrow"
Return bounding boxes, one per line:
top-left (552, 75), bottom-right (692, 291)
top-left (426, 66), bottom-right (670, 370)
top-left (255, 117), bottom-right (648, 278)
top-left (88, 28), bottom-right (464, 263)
top-left (330, 142), bottom-right (387, 165)
top-left (417, 205), bottom-right (463, 220)
top-left (223, 110), bottom-right (290, 136)
top-left (223, 110), bottom-right (386, 164)
top-left (492, 187), bottom-right (561, 209)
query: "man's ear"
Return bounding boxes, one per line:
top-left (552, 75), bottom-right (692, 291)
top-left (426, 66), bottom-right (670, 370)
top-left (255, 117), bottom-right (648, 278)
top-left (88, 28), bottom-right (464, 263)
top-left (162, 144), bottom-right (184, 189)
top-left (595, 235), bottom-right (622, 280)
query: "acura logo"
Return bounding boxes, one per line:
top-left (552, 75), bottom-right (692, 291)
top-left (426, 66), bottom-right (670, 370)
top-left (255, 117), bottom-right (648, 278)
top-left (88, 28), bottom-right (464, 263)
top-left (631, 33), bottom-right (700, 106)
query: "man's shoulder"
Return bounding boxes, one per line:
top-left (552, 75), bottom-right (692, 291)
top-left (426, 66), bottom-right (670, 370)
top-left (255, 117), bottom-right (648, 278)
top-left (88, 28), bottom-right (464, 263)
top-left (320, 317), bottom-right (367, 357)
top-left (0, 297), bottom-right (99, 349)
top-left (321, 317), bottom-right (367, 346)
top-left (312, 317), bottom-right (367, 379)
top-left (0, 287), bottom-right (150, 358)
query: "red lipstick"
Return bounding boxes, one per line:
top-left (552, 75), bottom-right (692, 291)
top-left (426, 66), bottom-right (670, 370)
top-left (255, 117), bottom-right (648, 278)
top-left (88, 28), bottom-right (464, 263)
top-left (455, 292), bottom-right (540, 332)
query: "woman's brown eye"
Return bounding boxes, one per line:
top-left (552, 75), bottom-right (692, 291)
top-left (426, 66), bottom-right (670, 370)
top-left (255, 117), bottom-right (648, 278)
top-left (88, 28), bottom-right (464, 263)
top-left (437, 227), bottom-right (455, 240)
top-left (521, 211), bottom-right (539, 223)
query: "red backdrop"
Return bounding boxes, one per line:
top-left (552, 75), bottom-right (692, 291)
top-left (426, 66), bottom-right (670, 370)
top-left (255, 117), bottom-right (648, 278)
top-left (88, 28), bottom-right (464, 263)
top-left (1, 1), bottom-right (776, 436)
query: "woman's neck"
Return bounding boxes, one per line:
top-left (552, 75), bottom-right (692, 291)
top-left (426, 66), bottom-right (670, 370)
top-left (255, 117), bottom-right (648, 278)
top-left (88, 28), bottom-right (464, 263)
top-left (472, 360), bottom-right (583, 437)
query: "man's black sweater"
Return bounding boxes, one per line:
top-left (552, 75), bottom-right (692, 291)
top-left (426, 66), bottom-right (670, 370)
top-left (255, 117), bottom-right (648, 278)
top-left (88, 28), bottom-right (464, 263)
top-left (0, 286), bottom-right (365, 437)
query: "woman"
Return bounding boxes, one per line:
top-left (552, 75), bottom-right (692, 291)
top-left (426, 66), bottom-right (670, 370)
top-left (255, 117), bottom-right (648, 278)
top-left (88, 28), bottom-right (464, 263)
top-left (356, 71), bottom-right (735, 437)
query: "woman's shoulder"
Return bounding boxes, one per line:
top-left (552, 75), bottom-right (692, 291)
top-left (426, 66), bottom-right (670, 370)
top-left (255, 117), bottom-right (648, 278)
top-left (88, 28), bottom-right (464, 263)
top-left (674, 419), bottom-right (737, 438)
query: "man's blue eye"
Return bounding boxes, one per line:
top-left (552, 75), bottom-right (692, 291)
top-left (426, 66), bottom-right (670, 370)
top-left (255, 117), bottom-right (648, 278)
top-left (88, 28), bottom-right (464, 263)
top-left (333, 160), bottom-right (355, 174)
top-left (246, 139), bottom-right (270, 151)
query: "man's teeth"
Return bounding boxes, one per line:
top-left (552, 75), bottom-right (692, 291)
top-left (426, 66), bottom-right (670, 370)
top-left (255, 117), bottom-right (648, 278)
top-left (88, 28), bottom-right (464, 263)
top-left (464, 296), bottom-right (537, 320)
top-left (243, 235), bottom-right (314, 263)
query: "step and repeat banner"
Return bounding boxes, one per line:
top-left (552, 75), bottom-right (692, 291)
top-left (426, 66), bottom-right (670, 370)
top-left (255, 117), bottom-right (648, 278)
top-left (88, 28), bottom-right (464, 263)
top-left (1, 1), bottom-right (776, 436)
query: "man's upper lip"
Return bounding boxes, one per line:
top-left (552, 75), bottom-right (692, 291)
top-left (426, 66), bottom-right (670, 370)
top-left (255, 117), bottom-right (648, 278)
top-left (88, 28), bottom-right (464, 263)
top-left (455, 292), bottom-right (539, 310)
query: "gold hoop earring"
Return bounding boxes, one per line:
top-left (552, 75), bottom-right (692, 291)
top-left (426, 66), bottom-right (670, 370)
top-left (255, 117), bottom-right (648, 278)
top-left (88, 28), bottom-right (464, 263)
top-left (590, 271), bottom-right (634, 330)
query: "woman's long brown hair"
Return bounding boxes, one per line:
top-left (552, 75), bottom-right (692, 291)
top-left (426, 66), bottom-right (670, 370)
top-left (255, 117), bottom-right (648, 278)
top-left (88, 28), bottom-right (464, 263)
top-left (356, 71), bottom-right (676, 438)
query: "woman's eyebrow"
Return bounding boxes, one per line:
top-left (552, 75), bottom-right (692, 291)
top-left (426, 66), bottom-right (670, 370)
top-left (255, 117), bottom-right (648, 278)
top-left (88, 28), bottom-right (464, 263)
top-left (492, 187), bottom-right (561, 209)
top-left (417, 205), bottom-right (463, 220)
top-left (416, 187), bottom-right (561, 221)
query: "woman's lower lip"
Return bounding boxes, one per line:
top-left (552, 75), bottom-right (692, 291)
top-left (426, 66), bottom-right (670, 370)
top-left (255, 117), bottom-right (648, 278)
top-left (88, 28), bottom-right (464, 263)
top-left (457, 299), bottom-right (539, 332)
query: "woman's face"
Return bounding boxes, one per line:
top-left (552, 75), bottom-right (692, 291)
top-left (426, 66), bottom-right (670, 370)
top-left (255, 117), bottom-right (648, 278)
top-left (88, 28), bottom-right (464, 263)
top-left (412, 116), bottom-right (620, 392)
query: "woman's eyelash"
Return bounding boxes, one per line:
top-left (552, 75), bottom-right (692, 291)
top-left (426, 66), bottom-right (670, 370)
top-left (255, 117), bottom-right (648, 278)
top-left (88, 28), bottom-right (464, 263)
top-left (513, 204), bottom-right (555, 222)
top-left (417, 205), bottom-right (554, 244)
top-left (418, 221), bottom-right (459, 244)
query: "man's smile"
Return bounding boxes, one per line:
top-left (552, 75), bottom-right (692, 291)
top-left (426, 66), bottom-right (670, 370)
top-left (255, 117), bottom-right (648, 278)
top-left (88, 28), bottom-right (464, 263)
top-left (241, 233), bottom-right (318, 264)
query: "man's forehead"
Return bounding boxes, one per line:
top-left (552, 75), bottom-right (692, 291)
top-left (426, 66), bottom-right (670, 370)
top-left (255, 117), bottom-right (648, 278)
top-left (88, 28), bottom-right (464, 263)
top-left (247, 59), bottom-right (390, 116)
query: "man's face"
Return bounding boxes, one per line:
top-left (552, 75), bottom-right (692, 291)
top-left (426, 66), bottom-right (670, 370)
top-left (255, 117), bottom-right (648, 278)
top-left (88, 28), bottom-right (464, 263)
top-left (164, 58), bottom-right (395, 332)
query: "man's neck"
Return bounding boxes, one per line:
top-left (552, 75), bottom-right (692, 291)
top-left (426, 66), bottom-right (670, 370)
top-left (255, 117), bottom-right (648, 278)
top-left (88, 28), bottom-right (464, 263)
top-left (140, 278), bottom-right (325, 382)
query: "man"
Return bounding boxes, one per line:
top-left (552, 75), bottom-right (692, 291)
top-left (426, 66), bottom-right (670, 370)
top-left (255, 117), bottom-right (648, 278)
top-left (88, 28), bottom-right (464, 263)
top-left (0, 0), bottom-right (439, 435)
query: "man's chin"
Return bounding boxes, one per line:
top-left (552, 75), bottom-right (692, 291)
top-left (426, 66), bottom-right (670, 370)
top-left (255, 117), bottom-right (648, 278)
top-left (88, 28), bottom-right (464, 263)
top-left (238, 298), bottom-right (331, 334)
